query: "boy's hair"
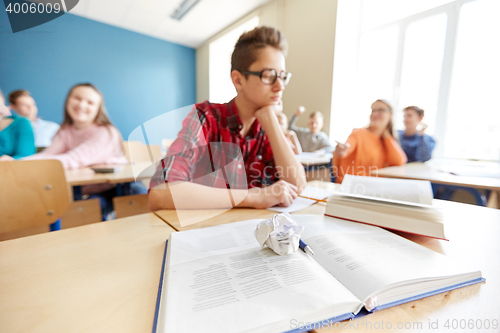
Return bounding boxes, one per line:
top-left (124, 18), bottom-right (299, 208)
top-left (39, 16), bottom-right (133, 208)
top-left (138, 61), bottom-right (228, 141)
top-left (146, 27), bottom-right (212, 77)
top-left (231, 26), bottom-right (288, 74)
top-left (309, 111), bottom-right (324, 119)
top-left (8, 89), bottom-right (31, 105)
top-left (404, 106), bottom-right (424, 117)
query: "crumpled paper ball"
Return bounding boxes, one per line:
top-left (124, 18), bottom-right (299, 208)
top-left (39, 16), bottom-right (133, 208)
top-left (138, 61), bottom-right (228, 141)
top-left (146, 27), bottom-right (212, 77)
top-left (255, 213), bottom-right (304, 256)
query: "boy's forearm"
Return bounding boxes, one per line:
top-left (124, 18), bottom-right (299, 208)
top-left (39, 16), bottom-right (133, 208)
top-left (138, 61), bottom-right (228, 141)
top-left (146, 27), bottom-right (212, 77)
top-left (259, 113), bottom-right (306, 192)
top-left (148, 182), bottom-right (257, 210)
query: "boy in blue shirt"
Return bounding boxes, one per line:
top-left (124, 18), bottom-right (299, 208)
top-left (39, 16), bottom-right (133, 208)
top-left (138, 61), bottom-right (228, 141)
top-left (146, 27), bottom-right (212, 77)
top-left (399, 106), bottom-right (435, 162)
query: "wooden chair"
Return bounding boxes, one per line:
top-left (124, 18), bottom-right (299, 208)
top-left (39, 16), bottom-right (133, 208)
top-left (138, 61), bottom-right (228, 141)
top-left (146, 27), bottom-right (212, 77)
top-left (147, 144), bottom-right (163, 162)
top-left (122, 141), bottom-right (145, 162)
top-left (113, 194), bottom-right (150, 219)
top-left (60, 199), bottom-right (102, 229)
top-left (161, 138), bottom-right (175, 151)
top-left (0, 160), bottom-right (71, 236)
top-left (123, 141), bottom-right (163, 163)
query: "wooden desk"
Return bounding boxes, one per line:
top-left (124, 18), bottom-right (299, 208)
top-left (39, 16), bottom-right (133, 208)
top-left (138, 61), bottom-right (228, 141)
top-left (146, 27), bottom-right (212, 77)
top-left (315, 199), bottom-right (500, 332)
top-left (372, 162), bottom-right (500, 208)
top-left (296, 153), bottom-right (332, 167)
top-left (154, 182), bottom-right (500, 332)
top-left (6, 186), bottom-right (495, 332)
top-left (0, 213), bottom-right (174, 333)
top-left (65, 162), bottom-right (156, 186)
top-left (296, 153), bottom-right (334, 182)
top-left (65, 167), bottom-right (110, 186)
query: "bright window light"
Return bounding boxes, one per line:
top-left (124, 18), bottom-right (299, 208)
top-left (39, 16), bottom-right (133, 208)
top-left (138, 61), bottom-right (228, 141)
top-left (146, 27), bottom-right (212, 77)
top-left (444, 0), bottom-right (500, 160)
top-left (360, 0), bottom-right (453, 31)
top-left (332, 0), bottom-right (500, 161)
top-left (398, 14), bottom-right (447, 135)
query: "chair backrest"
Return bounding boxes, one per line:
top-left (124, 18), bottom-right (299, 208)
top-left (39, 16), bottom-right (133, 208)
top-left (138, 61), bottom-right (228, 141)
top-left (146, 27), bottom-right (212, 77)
top-left (123, 141), bottom-right (163, 163)
top-left (0, 160), bottom-right (71, 234)
top-left (113, 194), bottom-right (150, 219)
top-left (147, 144), bottom-right (163, 162)
top-left (122, 141), bottom-right (144, 162)
top-left (60, 198), bottom-right (102, 228)
top-left (161, 139), bottom-right (175, 150)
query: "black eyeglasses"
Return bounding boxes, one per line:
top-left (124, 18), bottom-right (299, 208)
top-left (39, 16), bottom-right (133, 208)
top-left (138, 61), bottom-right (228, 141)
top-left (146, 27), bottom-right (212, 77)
top-left (240, 69), bottom-right (292, 86)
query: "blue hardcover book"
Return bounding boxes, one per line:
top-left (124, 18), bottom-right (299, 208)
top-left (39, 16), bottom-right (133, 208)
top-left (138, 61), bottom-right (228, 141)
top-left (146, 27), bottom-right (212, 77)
top-left (152, 215), bottom-right (484, 333)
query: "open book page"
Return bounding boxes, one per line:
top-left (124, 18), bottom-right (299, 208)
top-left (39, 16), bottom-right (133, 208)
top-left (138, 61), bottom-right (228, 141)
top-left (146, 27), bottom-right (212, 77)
top-left (341, 175), bottom-right (433, 205)
top-left (158, 219), bottom-right (361, 333)
top-left (295, 215), bottom-right (481, 310)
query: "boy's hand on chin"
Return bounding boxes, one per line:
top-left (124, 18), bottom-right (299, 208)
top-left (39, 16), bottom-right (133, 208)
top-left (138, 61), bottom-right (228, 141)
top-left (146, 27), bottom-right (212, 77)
top-left (255, 101), bottom-right (282, 122)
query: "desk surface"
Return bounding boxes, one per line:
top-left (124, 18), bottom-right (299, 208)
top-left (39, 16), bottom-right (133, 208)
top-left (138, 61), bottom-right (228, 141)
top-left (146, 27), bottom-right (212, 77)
top-left (65, 162), bottom-right (156, 186)
top-left (154, 181), bottom-right (500, 332)
top-left (3, 183), bottom-right (499, 333)
top-left (372, 162), bottom-right (500, 190)
top-left (0, 213), bottom-right (174, 333)
top-left (316, 199), bottom-right (500, 332)
top-left (296, 152), bottom-right (332, 166)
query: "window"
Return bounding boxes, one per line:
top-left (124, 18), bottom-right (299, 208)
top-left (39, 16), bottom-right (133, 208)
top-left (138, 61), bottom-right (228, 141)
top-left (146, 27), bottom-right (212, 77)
top-left (208, 17), bottom-right (259, 104)
top-left (331, 0), bottom-right (500, 161)
top-left (445, 0), bottom-right (500, 160)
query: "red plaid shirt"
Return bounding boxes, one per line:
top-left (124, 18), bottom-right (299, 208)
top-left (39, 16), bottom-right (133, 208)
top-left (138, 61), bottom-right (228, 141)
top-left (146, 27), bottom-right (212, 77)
top-left (150, 100), bottom-right (277, 189)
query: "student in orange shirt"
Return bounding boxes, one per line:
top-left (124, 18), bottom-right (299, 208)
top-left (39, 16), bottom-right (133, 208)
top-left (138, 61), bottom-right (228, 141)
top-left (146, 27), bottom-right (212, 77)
top-left (334, 99), bottom-right (407, 183)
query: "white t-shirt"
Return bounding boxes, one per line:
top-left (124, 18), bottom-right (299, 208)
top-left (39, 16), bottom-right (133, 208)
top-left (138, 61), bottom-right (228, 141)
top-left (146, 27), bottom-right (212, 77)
top-left (33, 118), bottom-right (60, 147)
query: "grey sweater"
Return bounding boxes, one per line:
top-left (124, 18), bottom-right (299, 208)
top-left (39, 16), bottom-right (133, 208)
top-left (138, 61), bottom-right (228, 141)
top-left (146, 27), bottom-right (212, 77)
top-left (288, 115), bottom-right (334, 154)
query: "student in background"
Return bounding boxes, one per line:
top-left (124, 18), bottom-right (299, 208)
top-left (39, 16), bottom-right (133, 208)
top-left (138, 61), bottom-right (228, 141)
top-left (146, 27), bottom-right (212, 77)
top-left (277, 112), bottom-right (302, 154)
top-left (0, 89), bottom-right (35, 161)
top-left (24, 83), bottom-right (126, 168)
top-left (149, 26), bottom-right (306, 210)
top-left (334, 99), bottom-right (407, 183)
top-left (288, 106), bottom-right (334, 154)
top-left (399, 106), bottom-right (435, 162)
top-left (24, 83), bottom-right (130, 218)
top-left (8, 90), bottom-right (59, 148)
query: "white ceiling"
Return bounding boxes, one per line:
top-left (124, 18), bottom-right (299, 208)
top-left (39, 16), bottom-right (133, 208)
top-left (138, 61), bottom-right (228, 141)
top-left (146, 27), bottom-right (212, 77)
top-left (70, 0), bottom-right (271, 48)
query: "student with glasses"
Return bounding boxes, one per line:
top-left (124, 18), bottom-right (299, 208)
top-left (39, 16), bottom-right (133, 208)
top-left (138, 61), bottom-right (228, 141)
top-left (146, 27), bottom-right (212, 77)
top-left (149, 26), bottom-right (306, 210)
top-left (334, 99), bottom-right (407, 183)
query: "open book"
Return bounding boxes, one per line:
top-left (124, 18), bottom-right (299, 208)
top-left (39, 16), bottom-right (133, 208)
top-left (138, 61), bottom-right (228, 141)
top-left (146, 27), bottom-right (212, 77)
top-left (326, 175), bottom-right (445, 239)
top-left (153, 215), bottom-right (483, 333)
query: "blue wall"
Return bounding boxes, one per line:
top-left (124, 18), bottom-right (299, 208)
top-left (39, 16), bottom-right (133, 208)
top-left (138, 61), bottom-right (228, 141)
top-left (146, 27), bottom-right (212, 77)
top-left (0, 10), bottom-right (196, 144)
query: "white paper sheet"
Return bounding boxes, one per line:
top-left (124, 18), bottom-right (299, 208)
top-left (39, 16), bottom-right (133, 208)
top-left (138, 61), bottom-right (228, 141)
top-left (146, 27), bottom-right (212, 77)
top-left (300, 185), bottom-right (335, 200)
top-left (267, 197), bottom-right (317, 213)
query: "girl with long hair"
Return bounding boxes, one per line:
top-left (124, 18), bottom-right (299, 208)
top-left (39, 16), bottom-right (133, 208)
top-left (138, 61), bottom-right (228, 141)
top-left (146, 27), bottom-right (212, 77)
top-left (334, 99), bottom-right (407, 183)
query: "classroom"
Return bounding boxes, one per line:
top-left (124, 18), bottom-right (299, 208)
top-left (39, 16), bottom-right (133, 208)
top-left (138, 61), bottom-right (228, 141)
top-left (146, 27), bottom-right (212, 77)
top-left (1, 0), bottom-right (499, 332)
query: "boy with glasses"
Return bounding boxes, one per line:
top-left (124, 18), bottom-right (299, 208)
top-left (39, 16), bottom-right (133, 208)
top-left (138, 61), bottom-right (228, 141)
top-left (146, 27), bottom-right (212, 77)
top-left (149, 26), bottom-right (306, 210)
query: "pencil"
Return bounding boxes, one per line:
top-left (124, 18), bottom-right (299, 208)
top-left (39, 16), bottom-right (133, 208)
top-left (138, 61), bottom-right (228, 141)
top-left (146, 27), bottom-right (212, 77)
top-left (298, 195), bottom-right (328, 203)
